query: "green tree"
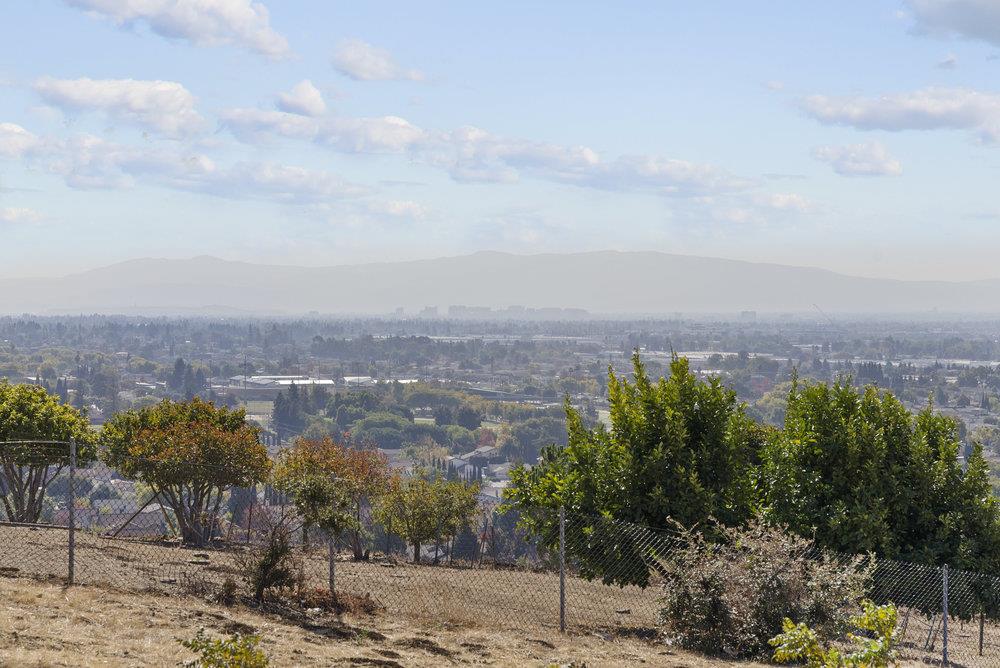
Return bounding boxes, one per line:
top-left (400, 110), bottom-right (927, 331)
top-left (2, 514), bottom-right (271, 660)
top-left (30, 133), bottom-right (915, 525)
top-left (762, 380), bottom-right (1000, 568)
top-left (935, 385), bottom-right (949, 407)
top-left (505, 352), bottom-right (766, 587)
top-left (433, 405), bottom-right (454, 426)
top-left (455, 405), bottom-right (482, 430)
top-left (101, 399), bottom-right (270, 545)
top-left (374, 471), bottom-right (479, 563)
top-left (0, 381), bottom-right (96, 522)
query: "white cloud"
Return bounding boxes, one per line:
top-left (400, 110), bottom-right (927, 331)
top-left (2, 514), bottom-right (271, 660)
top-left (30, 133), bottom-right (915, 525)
top-left (219, 108), bottom-right (319, 143)
top-left (0, 123), bottom-right (40, 157)
top-left (34, 77), bottom-right (205, 137)
top-left (276, 80), bottom-right (326, 117)
top-left (195, 162), bottom-right (369, 202)
top-left (321, 116), bottom-right (428, 153)
top-left (752, 192), bottom-right (816, 212)
top-left (588, 155), bottom-right (750, 195)
top-left (366, 199), bottom-right (427, 219)
top-left (706, 192), bottom-right (817, 227)
top-left (908, 0), bottom-right (1000, 48)
top-left (813, 142), bottom-right (904, 177)
top-left (332, 39), bottom-right (423, 82)
top-left (800, 87), bottom-right (1000, 142)
top-left (65, 0), bottom-right (290, 58)
top-left (0, 207), bottom-right (43, 224)
top-left (1, 122), bottom-right (369, 204)
top-left (219, 108), bottom-right (428, 153)
top-left (220, 107), bottom-right (749, 196)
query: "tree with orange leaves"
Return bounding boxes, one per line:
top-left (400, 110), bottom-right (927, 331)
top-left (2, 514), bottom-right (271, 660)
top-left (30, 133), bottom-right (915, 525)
top-left (273, 436), bottom-right (391, 559)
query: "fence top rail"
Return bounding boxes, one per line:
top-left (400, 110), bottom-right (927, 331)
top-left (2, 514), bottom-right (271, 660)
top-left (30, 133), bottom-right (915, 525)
top-left (0, 439), bottom-right (74, 445)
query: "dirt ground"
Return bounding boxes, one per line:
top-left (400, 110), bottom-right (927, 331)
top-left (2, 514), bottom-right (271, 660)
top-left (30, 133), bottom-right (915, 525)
top-left (0, 525), bottom-right (665, 632)
top-left (0, 576), bottom-right (751, 667)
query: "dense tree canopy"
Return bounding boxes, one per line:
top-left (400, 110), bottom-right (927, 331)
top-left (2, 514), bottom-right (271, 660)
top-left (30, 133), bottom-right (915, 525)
top-left (506, 353), bottom-right (767, 586)
top-left (101, 398), bottom-right (269, 545)
top-left (761, 380), bottom-right (1000, 570)
top-left (0, 381), bottom-right (96, 522)
top-left (374, 470), bottom-right (480, 563)
top-left (506, 353), bottom-right (1000, 589)
top-left (273, 436), bottom-right (391, 559)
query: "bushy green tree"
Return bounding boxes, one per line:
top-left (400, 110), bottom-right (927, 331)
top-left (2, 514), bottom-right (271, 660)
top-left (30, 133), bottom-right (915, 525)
top-left (761, 380), bottom-right (1000, 569)
top-left (505, 352), bottom-right (766, 587)
top-left (374, 470), bottom-right (479, 563)
top-left (0, 381), bottom-right (96, 522)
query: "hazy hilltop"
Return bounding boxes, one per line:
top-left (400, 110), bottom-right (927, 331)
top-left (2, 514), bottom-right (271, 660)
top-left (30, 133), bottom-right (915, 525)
top-left (0, 251), bottom-right (997, 316)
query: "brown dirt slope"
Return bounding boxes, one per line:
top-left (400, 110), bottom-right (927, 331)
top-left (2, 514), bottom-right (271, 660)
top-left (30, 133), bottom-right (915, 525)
top-left (0, 576), bottom-right (754, 667)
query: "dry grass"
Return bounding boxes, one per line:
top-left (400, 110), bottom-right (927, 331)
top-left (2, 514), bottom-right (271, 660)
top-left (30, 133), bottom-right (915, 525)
top-left (0, 576), bottom-right (752, 667)
top-left (2, 526), bottom-right (986, 666)
top-left (0, 525), bottom-right (663, 632)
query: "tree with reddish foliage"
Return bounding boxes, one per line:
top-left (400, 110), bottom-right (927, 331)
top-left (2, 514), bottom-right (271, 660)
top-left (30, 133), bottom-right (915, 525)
top-left (273, 436), bottom-right (391, 559)
top-left (101, 399), bottom-right (269, 545)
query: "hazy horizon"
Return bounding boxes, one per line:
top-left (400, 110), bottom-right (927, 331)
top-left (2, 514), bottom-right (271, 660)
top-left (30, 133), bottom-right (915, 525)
top-left (5, 250), bottom-right (1000, 316)
top-left (5, 2), bottom-right (1000, 283)
top-left (4, 248), bottom-right (1000, 285)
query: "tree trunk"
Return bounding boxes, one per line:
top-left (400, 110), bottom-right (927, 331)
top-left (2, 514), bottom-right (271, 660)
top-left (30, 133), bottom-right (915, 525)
top-left (413, 540), bottom-right (421, 564)
top-left (351, 505), bottom-right (364, 560)
top-left (1, 462), bottom-right (62, 524)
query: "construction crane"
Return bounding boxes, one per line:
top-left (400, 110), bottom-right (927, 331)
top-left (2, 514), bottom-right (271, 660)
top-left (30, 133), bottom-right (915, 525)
top-left (813, 303), bottom-right (837, 329)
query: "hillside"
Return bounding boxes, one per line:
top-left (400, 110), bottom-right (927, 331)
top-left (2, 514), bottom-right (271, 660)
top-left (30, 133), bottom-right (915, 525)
top-left (1, 251), bottom-right (998, 315)
top-left (0, 577), bottom-right (739, 667)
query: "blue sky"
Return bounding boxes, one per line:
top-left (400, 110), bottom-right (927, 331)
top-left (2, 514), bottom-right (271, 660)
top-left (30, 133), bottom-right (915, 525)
top-left (2, 1), bottom-right (1000, 280)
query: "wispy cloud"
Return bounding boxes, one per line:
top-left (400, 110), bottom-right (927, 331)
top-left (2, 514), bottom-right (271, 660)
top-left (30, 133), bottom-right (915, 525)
top-left (813, 142), bottom-right (903, 176)
top-left (332, 39), bottom-right (424, 82)
top-left (220, 108), bottom-right (751, 197)
top-left (800, 87), bottom-right (1000, 142)
top-left (65, 0), bottom-right (291, 58)
top-left (0, 207), bottom-right (43, 224)
top-left (1, 123), bottom-right (369, 203)
top-left (365, 199), bottom-right (428, 220)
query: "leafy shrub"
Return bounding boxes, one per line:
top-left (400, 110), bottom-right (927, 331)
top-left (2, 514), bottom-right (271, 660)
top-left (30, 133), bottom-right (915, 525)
top-left (658, 521), bottom-right (871, 659)
top-left (770, 599), bottom-right (899, 667)
top-left (236, 519), bottom-right (303, 604)
top-left (217, 577), bottom-right (238, 607)
top-left (181, 628), bottom-right (268, 667)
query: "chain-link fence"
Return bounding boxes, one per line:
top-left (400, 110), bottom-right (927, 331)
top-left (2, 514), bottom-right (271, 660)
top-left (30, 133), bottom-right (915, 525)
top-left (4, 439), bottom-right (1000, 665)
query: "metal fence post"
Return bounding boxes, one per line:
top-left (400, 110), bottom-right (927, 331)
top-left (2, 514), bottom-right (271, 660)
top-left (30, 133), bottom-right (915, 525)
top-left (559, 506), bottom-right (566, 633)
top-left (942, 564), bottom-right (949, 666)
top-left (67, 438), bottom-right (76, 585)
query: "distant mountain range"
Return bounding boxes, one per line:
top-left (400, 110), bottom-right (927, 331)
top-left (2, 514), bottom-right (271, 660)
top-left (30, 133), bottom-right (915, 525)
top-left (1, 251), bottom-right (998, 316)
